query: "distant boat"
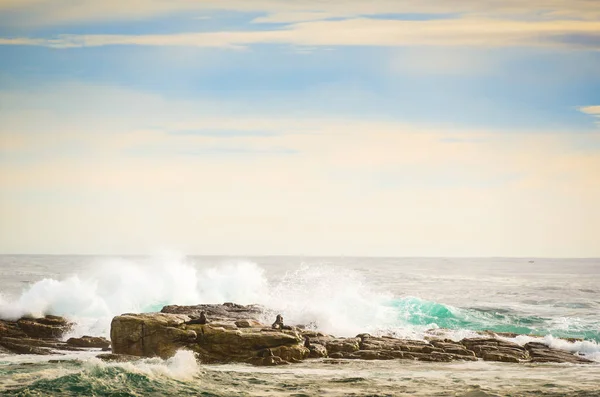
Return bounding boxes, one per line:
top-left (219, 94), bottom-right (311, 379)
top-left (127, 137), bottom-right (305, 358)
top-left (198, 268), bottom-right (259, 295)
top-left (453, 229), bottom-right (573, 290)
top-left (528, 260), bottom-right (535, 263)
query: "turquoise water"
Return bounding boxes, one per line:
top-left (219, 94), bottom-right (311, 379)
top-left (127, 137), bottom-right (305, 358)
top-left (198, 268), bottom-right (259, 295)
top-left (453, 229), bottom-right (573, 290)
top-left (390, 297), bottom-right (600, 341)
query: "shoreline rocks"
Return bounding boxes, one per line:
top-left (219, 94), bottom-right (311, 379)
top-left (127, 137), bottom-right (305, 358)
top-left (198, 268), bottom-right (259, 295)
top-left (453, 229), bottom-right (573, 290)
top-left (1, 305), bottom-right (595, 367)
top-left (0, 315), bottom-right (76, 355)
top-left (109, 303), bottom-right (596, 366)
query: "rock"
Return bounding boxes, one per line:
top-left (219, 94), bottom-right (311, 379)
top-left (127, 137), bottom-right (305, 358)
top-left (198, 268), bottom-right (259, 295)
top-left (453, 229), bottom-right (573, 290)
top-left (308, 343), bottom-right (328, 358)
top-left (0, 321), bottom-right (27, 339)
top-left (461, 337), bottom-right (528, 362)
top-left (188, 323), bottom-right (306, 363)
top-left (0, 340), bottom-right (54, 355)
top-left (326, 338), bottom-right (360, 354)
top-left (110, 313), bottom-right (197, 359)
top-left (430, 340), bottom-right (476, 358)
top-left (482, 351), bottom-right (520, 363)
top-left (161, 303), bottom-right (264, 323)
top-left (36, 315), bottom-right (71, 328)
top-left (0, 315), bottom-right (75, 355)
top-left (524, 342), bottom-right (594, 364)
top-left (67, 336), bottom-right (111, 349)
top-left (350, 350), bottom-right (395, 360)
top-left (205, 322), bottom-right (238, 330)
top-left (301, 330), bottom-right (325, 338)
top-left (0, 337), bottom-right (81, 353)
top-left (235, 319), bottom-right (263, 328)
top-left (270, 345), bottom-right (309, 362)
top-left (109, 310), bottom-right (308, 364)
top-left (96, 353), bottom-right (144, 363)
top-left (104, 303), bottom-right (596, 366)
top-left (16, 316), bottom-right (73, 339)
top-left (247, 355), bottom-right (289, 366)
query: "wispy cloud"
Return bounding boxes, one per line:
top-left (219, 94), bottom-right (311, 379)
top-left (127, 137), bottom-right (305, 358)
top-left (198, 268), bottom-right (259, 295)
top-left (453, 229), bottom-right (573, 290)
top-left (2, 18), bottom-right (600, 50)
top-left (579, 105), bottom-right (600, 125)
top-left (1, 0), bottom-right (599, 26)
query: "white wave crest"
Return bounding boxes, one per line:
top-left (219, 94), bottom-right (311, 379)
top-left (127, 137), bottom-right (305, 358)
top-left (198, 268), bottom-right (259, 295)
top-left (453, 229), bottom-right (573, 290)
top-left (0, 255), bottom-right (393, 338)
top-left (86, 350), bottom-right (201, 381)
top-left (0, 254), bottom-right (268, 337)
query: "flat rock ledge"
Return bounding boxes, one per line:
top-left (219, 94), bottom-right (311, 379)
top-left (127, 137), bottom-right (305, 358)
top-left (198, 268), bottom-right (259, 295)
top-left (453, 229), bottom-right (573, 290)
top-left (108, 303), bottom-right (595, 366)
top-left (0, 315), bottom-right (110, 355)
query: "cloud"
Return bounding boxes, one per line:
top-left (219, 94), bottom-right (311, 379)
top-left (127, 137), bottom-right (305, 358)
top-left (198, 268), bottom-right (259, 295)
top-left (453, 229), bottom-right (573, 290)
top-left (580, 105), bottom-right (600, 115)
top-left (579, 105), bottom-right (600, 125)
top-left (2, 17), bottom-right (600, 50)
top-left (1, 0), bottom-right (600, 27)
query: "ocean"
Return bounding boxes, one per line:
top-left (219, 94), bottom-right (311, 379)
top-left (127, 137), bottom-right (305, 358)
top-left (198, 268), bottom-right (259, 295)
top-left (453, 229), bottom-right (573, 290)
top-left (1, 255), bottom-right (599, 396)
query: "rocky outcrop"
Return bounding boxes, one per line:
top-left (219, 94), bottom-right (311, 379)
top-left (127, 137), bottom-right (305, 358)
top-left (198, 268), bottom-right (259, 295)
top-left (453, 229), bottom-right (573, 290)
top-left (110, 313), bottom-right (196, 359)
top-left (108, 304), bottom-right (596, 366)
top-left (2, 304), bottom-right (594, 366)
top-left (0, 315), bottom-right (75, 355)
top-left (110, 311), bottom-right (308, 364)
top-left (67, 336), bottom-right (111, 349)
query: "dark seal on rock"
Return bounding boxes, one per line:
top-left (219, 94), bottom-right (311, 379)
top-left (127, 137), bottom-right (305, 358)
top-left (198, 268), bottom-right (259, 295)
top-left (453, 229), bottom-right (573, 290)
top-left (185, 311), bottom-right (209, 325)
top-left (271, 314), bottom-right (293, 330)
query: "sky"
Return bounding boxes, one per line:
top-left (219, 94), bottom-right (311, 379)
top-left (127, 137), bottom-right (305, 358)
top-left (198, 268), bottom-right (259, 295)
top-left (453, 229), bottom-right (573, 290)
top-left (0, 1), bottom-right (599, 257)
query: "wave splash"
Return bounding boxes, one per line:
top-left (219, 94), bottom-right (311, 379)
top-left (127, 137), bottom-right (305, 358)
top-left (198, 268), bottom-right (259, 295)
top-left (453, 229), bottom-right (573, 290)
top-left (0, 255), bottom-right (396, 338)
top-left (1, 351), bottom-right (202, 396)
top-left (0, 255), bottom-right (598, 358)
top-left (0, 255), bottom-right (269, 336)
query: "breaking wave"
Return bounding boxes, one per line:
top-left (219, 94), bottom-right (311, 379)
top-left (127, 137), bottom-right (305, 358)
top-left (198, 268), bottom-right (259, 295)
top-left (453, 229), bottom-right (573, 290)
top-left (0, 255), bottom-right (598, 359)
top-left (1, 350), bottom-right (203, 396)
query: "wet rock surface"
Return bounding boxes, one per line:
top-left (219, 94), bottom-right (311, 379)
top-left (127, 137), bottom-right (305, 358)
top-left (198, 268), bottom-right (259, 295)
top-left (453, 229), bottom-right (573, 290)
top-left (524, 342), bottom-right (593, 364)
top-left (67, 335), bottom-right (111, 349)
top-left (1, 305), bottom-right (594, 366)
top-left (110, 303), bottom-right (597, 366)
top-left (161, 302), bottom-right (264, 323)
top-left (0, 315), bottom-right (75, 355)
top-left (96, 353), bottom-right (144, 363)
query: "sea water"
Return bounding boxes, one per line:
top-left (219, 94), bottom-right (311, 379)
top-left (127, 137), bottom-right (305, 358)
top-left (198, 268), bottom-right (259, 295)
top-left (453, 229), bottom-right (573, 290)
top-left (0, 255), bottom-right (599, 396)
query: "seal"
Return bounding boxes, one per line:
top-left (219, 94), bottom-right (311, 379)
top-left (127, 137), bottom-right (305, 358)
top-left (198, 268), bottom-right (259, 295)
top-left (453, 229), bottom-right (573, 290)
top-left (185, 311), bottom-right (208, 325)
top-left (272, 314), bottom-right (284, 329)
